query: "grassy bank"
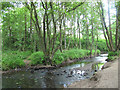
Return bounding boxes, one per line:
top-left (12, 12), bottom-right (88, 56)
top-left (2, 49), bottom-right (100, 71)
top-left (2, 51), bottom-right (32, 71)
top-left (29, 49), bottom-right (100, 65)
top-left (107, 51), bottom-right (120, 61)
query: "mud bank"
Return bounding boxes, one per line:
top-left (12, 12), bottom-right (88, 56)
top-left (67, 58), bottom-right (119, 88)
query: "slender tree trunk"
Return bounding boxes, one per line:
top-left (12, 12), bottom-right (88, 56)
top-left (108, 0), bottom-right (113, 45)
top-left (59, 19), bottom-right (63, 52)
top-left (86, 24), bottom-right (89, 49)
top-left (30, 3), bottom-right (33, 51)
top-left (43, 12), bottom-right (47, 53)
top-left (63, 16), bottom-right (66, 49)
top-left (98, 3), bottom-right (110, 50)
top-left (85, 17), bottom-right (89, 50)
top-left (73, 27), bottom-right (76, 48)
top-left (59, 10), bottom-right (63, 52)
top-left (67, 20), bottom-right (72, 50)
top-left (33, 27), bottom-right (36, 52)
top-left (99, 2), bottom-right (114, 51)
top-left (95, 32), bottom-right (98, 56)
top-left (90, 5), bottom-right (94, 57)
top-left (102, 22), bottom-right (110, 50)
top-left (46, 8), bottom-right (51, 56)
top-left (32, 2), bottom-right (44, 52)
top-left (67, 29), bottom-right (70, 50)
top-left (116, 1), bottom-right (120, 51)
top-left (50, 2), bottom-right (57, 55)
top-left (90, 22), bottom-right (94, 57)
top-left (116, 4), bottom-right (118, 51)
top-left (8, 9), bottom-right (11, 49)
top-left (77, 16), bottom-right (81, 49)
top-left (9, 22), bottom-right (11, 48)
top-left (24, 11), bottom-right (27, 51)
top-left (117, 2), bottom-right (120, 50)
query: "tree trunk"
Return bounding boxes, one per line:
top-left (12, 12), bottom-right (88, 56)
top-left (108, 0), bottom-right (113, 45)
top-left (43, 12), bottom-right (47, 53)
top-left (8, 9), bottom-right (11, 49)
top-left (95, 32), bottom-right (98, 56)
top-left (90, 5), bottom-right (94, 57)
top-left (24, 11), bottom-right (27, 51)
top-left (30, 3), bottom-right (33, 51)
top-left (77, 16), bottom-right (81, 49)
top-left (32, 2), bottom-right (44, 52)
top-left (99, 2), bottom-right (114, 51)
top-left (67, 28), bottom-right (71, 50)
top-left (50, 2), bottom-right (57, 55)
top-left (98, 3), bottom-right (110, 50)
top-left (63, 16), bottom-right (66, 49)
top-left (59, 11), bottom-right (63, 52)
top-left (116, 1), bottom-right (120, 51)
top-left (85, 17), bottom-right (89, 50)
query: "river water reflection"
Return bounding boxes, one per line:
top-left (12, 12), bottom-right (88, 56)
top-left (2, 54), bottom-right (108, 88)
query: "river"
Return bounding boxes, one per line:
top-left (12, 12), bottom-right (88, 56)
top-left (2, 54), bottom-right (108, 88)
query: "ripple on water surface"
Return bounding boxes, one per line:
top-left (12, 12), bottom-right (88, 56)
top-left (2, 54), bottom-right (108, 88)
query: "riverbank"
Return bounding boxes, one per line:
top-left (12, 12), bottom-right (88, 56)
top-left (2, 49), bottom-right (100, 71)
top-left (1, 54), bottom-right (97, 74)
top-left (2, 54), bottom-right (108, 88)
top-left (67, 58), bottom-right (119, 88)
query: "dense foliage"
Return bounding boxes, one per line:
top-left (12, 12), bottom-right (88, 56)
top-left (107, 51), bottom-right (120, 61)
top-left (1, 1), bottom-right (120, 70)
top-left (2, 51), bottom-right (32, 70)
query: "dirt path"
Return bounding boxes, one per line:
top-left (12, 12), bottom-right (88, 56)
top-left (23, 56), bottom-right (31, 66)
top-left (68, 59), bottom-right (118, 88)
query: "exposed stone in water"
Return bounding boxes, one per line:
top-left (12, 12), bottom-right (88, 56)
top-left (95, 69), bottom-right (97, 72)
top-left (30, 70), bottom-right (34, 73)
top-left (63, 70), bottom-right (67, 73)
top-left (57, 73), bottom-right (60, 75)
top-left (67, 75), bottom-right (72, 77)
top-left (61, 73), bottom-right (63, 75)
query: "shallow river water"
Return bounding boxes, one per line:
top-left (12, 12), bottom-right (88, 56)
top-left (2, 54), bottom-right (108, 88)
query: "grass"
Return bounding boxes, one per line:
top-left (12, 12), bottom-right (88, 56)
top-left (52, 49), bottom-right (100, 64)
top-left (2, 49), bottom-right (101, 70)
top-left (2, 50), bottom-right (32, 71)
top-left (28, 51), bottom-right (44, 65)
top-left (107, 51), bottom-right (120, 61)
top-left (91, 49), bottom-right (101, 55)
top-left (29, 49), bottom-right (101, 65)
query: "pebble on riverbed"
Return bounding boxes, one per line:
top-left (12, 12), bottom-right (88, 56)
top-left (94, 69), bottom-right (97, 72)
top-left (56, 73), bottom-right (60, 75)
top-left (62, 70), bottom-right (67, 73)
top-left (30, 70), bottom-right (34, 73)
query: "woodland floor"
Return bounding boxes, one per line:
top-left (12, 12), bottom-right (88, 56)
top-left (68, 58), bottom-right (119, 88)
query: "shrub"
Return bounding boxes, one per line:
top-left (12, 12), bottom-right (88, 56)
top-left (53, 52), bottom-right (65, 64)
top-left (2, 55), bottom-right (25, 70)
top-left (97, 39), bottom-right (108, 51)
top-left (107, 51), bottom-right (120, 62)
top-left (64, 49), bottom-right (89, 59)
top-left (86, 49), bottom-right (100, 55)
top-left (107, 56), bottom-right (118, 61)
top-left (29, 51), bottom-right (45, 65)
top-left (2, 50), bottom-right (31, 70)
top-left (52, 49), bottom-right (91, 64)
top-left (18, 51), bottom-right (32, 59)
top-left (118, 51), bottom-right (120, 56)
top-left (108, 51), bottom-right (118, 57)
top-left (97, 49), bottom-right (101, 54)
top-left (63, 49), bottom-right (77, 59)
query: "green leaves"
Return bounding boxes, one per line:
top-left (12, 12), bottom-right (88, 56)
top-left (2, 2), bottom-right (14, 10)
top-left (2, 51), bottom-right (31, 70)
top-left (29, 51), bottom-right (45, 65)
